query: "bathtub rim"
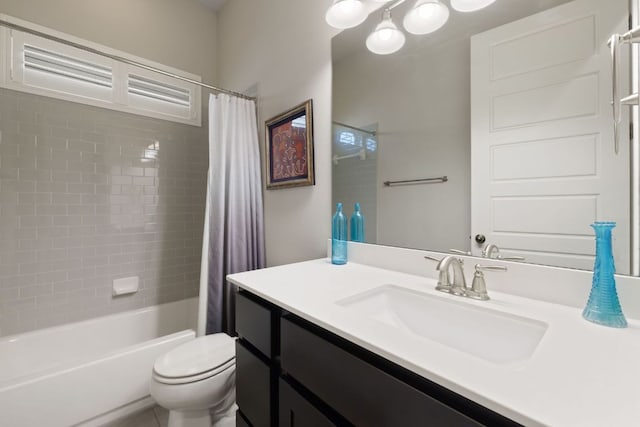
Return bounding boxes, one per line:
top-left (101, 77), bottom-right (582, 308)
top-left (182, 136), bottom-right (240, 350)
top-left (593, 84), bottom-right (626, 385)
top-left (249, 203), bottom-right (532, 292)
top-left (0, 298), bottom-right (197, 388)
top-left (0, 329), bottom-right (196, 391)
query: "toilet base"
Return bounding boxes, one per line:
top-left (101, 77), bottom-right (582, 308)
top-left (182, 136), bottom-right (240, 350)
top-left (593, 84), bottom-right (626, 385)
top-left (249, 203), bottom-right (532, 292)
top-left (212, 411), bottom-right (236, 427)
top-left (167, 404), bottom-right (236, 427)
top-left (168, 409), bottom-right (211, 427)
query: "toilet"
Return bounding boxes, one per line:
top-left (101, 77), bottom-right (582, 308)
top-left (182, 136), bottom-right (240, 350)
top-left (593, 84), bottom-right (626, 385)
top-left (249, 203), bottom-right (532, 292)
top-left (150, 333), bottom-right (236, 427)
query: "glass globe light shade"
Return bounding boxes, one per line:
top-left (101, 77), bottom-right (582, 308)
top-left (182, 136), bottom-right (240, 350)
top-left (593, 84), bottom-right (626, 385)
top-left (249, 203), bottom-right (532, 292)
top-left (366, 11), bottom-right (406, 55)
top-left (450, 0), bottom-right (497, 12)
top-left (326, 0), bottom-right (368, 29)
top-left (403, 0), bottom-right (450, 35)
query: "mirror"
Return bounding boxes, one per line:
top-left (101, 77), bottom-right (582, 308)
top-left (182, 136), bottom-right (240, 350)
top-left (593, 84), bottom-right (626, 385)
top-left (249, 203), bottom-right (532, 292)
top-left (332, 0), bottom-right (636, 274)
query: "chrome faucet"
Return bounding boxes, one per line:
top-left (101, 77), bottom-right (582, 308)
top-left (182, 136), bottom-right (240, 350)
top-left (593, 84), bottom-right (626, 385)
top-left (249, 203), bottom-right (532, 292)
top-left (449, 245), bottom-right (524, 261)
top-left (435, 256), bottom-right (467, 296)
top-left (425, 256), bottom-right (507, 300)
top-left (481, 244), bottom-right (500, 258)
top-left (481, 244), bottom-right (525, 261)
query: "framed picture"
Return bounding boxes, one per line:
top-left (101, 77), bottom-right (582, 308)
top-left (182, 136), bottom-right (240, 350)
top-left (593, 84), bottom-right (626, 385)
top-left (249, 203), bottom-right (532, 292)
top-left (265, 99), bottom-right (315, 189)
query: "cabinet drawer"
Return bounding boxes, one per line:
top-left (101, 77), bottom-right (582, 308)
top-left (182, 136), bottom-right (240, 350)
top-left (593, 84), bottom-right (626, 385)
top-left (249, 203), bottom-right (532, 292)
top-left (236, 291), bottom-right (273, 357)
top-left (279, 379), bottom-right (335, 427)
top-left (281, 318), bottom-right (483, 427)
top-left (236, 341), bottom-right (271, 427)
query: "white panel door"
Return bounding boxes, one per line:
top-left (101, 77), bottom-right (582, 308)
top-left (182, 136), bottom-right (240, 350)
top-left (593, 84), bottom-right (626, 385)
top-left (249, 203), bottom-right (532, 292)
top-left (471, 0), bottom-right (630, 272)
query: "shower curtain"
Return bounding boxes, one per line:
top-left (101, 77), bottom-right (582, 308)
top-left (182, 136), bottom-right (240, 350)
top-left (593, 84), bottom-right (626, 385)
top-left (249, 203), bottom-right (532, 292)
top-left (201, 93), bottom-right (265, 335)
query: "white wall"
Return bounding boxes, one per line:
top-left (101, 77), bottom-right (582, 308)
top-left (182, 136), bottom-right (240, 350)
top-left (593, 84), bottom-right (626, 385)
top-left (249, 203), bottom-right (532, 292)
top-left (0, 0), bottom-right (218, 83)
top-left (216, 1), bottom-right (338, 266)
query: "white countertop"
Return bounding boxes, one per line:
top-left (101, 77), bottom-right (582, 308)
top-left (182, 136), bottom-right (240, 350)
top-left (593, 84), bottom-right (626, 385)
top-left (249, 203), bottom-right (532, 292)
top-left (227, 258), bottom-right (640, 427)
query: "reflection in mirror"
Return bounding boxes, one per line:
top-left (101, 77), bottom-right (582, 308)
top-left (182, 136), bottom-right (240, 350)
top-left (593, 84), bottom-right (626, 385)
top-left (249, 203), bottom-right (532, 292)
top-left (332, 122), bottom-right (378, 244)
top-left (331, 0), bottom-right (636, 275)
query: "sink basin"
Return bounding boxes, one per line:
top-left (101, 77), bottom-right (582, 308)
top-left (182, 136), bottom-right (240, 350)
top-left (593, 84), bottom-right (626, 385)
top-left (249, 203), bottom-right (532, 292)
top-left (336, 285), bottom-right (547, 364)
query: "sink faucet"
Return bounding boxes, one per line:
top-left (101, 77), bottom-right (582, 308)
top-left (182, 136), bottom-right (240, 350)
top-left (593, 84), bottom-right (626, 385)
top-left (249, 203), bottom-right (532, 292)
top-left (449, 245), bottom-right (525, 261)
top-left (435, 256), bottom-right (467, 296)
top-left (482, 244), bottom-right (500, 258)
top-left (481, 244), bottom-right (525, 261)
top-left (425, 256), bottom-right (507, 300)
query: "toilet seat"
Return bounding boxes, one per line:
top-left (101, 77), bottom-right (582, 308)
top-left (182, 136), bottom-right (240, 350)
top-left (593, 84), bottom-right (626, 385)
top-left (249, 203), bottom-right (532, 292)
top-left (153, 358), bottom-right (235, 385)
top-left (153, 334), bottom-right (236, 385)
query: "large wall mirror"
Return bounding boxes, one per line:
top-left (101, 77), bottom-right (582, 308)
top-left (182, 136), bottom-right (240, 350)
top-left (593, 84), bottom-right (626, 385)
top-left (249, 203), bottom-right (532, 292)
top-left (332, 0), bottom-right (639, 275)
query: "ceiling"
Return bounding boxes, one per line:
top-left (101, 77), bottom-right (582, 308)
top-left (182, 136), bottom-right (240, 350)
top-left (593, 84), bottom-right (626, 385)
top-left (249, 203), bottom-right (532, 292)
top-left (199, 0), bottom-right (228, 12)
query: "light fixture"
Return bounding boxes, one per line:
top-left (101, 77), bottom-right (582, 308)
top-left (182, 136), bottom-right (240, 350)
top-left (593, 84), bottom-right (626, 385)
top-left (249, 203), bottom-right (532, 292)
top-left (326, 0), bottom-right (497, 55)
top-left (450, 0), bottom-right (497, 12)
top-left (366, 9), bottom-right (406, 55)
top-left (403, 0), bottom-right (449, 35)
top-left (325, 0), bottom-right (368, 29)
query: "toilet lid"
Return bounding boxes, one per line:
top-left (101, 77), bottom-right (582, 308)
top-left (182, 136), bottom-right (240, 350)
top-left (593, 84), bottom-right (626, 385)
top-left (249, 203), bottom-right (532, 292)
top-left (153, 333), bottom-right (235, 378)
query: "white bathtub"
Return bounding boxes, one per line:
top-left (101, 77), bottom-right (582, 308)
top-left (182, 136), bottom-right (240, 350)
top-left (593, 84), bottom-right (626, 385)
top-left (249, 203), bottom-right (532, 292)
top-left (0, 298), bottom-right (197, 427)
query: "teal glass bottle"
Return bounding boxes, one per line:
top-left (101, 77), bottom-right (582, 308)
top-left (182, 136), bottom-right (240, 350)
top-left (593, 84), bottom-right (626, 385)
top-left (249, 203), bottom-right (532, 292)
top-left (350, 203), bottom-right (365, 243)
top-left (331, 203), bottom-right (348, 265)
top-left (582, 222), bottom-right (627, 328)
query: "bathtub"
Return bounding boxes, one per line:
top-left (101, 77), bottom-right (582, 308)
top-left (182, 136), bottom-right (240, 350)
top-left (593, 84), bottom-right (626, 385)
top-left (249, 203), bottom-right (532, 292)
top-left (0, 298), bottom-right (197, 427)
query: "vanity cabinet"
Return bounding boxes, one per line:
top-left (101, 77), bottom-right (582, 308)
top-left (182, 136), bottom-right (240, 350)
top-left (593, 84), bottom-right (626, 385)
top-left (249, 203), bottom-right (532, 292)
top-left (236, 343), bottom-right (271, 427)
top-left (278, 379), bottom-right (336, 427)
top-left (235, 292), bottom-right (279, 427)
top-left (235, 289), bottom-right (521, 427)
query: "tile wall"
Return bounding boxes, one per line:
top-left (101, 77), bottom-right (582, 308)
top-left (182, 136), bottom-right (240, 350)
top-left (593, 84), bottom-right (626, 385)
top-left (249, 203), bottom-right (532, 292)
top-left (0, 88), bottom-right (208, 336)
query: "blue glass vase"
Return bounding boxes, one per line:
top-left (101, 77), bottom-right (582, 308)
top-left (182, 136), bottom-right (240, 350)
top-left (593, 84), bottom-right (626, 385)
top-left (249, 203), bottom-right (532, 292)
top-left (582, 222), bottom-right (627, 328)
top-left (331, 203), bottom-right (348, 265)
top-left (350, 203), bottom-right (365, 243)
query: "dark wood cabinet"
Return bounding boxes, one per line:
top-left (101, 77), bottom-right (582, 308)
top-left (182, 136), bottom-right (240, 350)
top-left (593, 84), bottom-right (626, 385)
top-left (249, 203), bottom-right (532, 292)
top-left (236, 342), bottom-right (272, 427)
top-left (235, 291), bottom-right (281, 427)
top-left (278, 379), bottom-right (336, 427)
top-left (281, 318), bottom-right (482, 427)
top-left (236, 292), bottom-right (275, 358)
top-left (235, 290), bottom-right (520, 427)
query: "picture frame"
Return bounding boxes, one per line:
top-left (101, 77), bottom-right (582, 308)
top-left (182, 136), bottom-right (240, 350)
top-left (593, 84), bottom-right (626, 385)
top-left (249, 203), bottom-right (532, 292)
top-left (265, 99), bottom-right (315, 189)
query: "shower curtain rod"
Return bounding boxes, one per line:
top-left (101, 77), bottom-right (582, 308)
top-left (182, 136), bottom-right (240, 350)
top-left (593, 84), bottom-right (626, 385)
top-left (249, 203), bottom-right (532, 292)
top-left (332, 121), bottom-right (377, 136)
top-left (0, 19), bottom-right (256, 101)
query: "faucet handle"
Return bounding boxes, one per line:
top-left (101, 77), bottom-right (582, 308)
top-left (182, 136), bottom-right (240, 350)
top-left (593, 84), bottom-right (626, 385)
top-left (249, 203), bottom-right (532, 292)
top-left (476, 265), bottom-right (508, 272)
top-left (449, 249), bottom-right (471, 255)
top-left (424, 256), bottom-right (451, 292)
top-left (482, 243), bottom-right (525, 261)
top-left (496, 255), bottom-right (525, 261)
top-left (467, 264), bottom-right (507, 301)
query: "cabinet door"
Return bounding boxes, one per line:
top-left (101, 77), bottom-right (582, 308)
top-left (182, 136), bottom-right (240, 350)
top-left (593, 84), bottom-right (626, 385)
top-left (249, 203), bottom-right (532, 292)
top-left (279, 379), bottom-right (336, 427)
top-left (236, 291), bottom-right (274, 358)
top-left (236, 341), bottom-right (271, 427)
top-left (281, 318), bottom-right (486, 427)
